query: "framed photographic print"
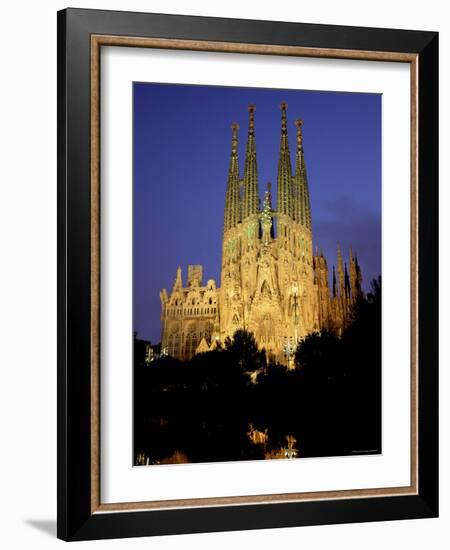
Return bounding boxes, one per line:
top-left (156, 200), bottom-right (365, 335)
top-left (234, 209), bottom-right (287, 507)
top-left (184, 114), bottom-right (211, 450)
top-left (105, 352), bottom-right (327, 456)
top-left (57, 8), bottom-right (438, 541)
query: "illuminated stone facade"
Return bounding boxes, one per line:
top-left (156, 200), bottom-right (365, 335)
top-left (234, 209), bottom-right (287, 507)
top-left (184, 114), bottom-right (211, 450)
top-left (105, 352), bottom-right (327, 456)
top-left (160, 104), bottom-right (362, 364)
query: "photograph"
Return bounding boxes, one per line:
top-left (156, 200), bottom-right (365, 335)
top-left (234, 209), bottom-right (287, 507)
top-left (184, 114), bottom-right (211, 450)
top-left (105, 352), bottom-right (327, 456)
top-left (133, 82), bottom-right (382, 466)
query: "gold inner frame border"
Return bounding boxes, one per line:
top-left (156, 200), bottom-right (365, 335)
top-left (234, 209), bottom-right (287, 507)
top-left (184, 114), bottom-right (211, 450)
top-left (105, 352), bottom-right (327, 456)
top-left (90, 35), bottom-right (419, 514)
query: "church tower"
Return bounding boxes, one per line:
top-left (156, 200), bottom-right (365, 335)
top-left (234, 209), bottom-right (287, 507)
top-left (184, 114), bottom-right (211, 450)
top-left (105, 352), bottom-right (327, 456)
top-left (277, 102), bottom-right (294, 221)
top-left (220, 120), bottom-right (245, 339)
top-left (240, 104), bottom-right (261, 328)
top-left (223, 122), bottom-right (240, 232)
top-left (220, 102), bottom-right (320, 363)
top-left (161, 103), bottom-right (363, 364)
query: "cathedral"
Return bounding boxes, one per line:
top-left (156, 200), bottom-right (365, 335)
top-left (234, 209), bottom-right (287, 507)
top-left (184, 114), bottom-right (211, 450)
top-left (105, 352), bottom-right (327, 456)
top-left (160, 103), bottom-right (362, 365)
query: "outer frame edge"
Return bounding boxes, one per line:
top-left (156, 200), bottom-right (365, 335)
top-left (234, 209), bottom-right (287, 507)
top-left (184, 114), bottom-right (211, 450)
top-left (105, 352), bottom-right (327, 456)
top-left (69, 494), bottom-right (437, 541)
top-left (417, 32), bottom-right (439, 518)
top-left (56, 7), bottom-right (68, 543)
top-left (57, 8), bottom-right (439, 541)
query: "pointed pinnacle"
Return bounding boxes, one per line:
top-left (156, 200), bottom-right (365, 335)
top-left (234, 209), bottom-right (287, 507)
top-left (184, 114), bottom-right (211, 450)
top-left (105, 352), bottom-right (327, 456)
top-left (231, 122), bottom-right (239, 155)
top-left (295, 119), bottom-right (304, 148)
top-left (248, 104), bottom-right (255, 133)
top-left (280, 102), bottom-right (288, 132)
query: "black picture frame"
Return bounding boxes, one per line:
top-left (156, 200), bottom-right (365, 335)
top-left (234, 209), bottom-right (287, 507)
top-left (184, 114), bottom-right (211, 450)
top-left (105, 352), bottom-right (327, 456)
top-left (57, 8), bottom-right (438, 541)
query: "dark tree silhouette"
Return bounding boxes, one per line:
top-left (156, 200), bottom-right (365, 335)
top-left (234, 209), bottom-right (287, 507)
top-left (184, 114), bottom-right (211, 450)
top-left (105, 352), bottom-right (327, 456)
top-left (294, 330), bottom-right (342, 380)
top-left (225, 329), bottom-right (261, 372)
top-left (134, 279), bottom-right (382, 464)
top-left (341, 276), bottom-right (382, 453)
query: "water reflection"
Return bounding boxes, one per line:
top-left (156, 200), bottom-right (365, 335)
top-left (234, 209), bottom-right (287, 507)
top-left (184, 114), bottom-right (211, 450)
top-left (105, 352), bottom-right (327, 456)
top-left (136, 424), bottom-right (298, 465)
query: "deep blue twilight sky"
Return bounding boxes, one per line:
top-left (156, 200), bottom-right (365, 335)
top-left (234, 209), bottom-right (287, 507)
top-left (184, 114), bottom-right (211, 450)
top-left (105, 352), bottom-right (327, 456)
top-left (133, 83), bottom-right (381, 344)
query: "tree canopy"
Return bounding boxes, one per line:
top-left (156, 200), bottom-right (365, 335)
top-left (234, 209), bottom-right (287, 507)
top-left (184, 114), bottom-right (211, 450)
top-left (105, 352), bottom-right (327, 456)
top-left (134, 278), bottom-right (382, 465)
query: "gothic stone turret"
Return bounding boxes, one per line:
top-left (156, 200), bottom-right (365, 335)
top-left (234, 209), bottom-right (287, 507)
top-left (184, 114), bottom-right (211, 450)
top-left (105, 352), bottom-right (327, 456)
top-left (160, 103), bottom-right (363, 364)
top-left (160, 266), bottom-right (219, 360)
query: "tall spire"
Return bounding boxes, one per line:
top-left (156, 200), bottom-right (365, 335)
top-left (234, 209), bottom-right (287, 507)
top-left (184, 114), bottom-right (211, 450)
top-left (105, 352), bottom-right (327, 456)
top-left (355, 253), bottom-right (363, 295)
top-left (294, 119), bottom-right (312, 229)
top-left (223, 122), bottom-right (241, 231)
top-left (261, 182), bottom-right (274, 246)
top-left (332, 266), bottom-right (337, 298)
top-left (277, 103), bottom-right (294, 218)
top-left (348, 249), bottom-right (363, 297)
top-left (337, 244), bottom-right (344, 297)
top-left (344, 263), bottom-right (351, 298)
top-left (349, 247), bottom-right (357, 299)
top-left (173, 266), bottom-right (182, 290)
top-left (242, 104), bottom-right (259, 219)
